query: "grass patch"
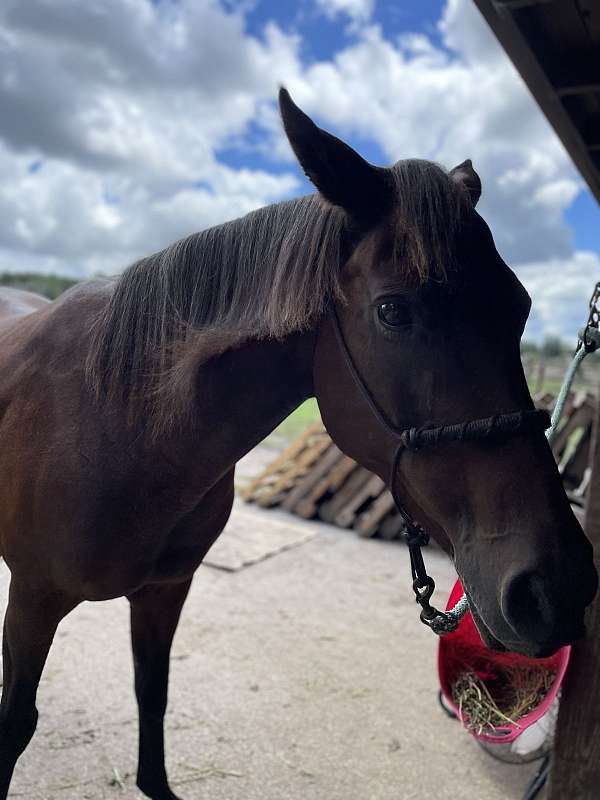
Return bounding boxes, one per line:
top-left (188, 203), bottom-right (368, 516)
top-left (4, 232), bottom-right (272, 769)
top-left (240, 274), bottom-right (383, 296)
top-left (271, 398), bottom-right (321, 441)
top-left (527, 377), bottom-right (593, 397)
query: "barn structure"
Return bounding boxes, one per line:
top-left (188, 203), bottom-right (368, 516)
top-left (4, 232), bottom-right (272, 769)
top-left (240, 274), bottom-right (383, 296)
top-left (473, 1), bottom-right (600, 798)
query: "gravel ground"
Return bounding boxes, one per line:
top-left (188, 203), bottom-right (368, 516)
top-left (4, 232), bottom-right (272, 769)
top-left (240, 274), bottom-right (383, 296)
top-left (2, 446), bottom-right (540, 800)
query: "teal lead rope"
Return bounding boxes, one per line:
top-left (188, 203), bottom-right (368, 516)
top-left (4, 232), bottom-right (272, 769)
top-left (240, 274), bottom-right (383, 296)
top-left (547, 324), bottom-right (600, 446)
top-left (433, 281), bottom-right (600, 636)
top-left (428, 593), bottom-right (471, 635)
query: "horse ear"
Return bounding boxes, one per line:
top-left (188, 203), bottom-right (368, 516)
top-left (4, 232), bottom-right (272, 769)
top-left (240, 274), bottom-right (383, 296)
top-left (449, 159), bottom-right (481, 207)
top-left (279, 87), bottom-right (391, 223)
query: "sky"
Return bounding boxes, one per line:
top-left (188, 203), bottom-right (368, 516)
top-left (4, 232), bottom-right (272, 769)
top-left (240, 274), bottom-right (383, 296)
top-left (1, 0), bottom-right (599, 341)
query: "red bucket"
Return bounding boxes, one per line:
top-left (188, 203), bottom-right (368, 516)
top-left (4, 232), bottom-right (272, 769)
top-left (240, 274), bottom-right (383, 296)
top-left (438, 579), bottom-right (570, 744)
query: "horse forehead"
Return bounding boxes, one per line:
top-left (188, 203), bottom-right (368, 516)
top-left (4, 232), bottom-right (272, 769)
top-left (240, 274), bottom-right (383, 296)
top-left (344, 211), bottom-right (523, 303)
top-left (341, 225), bottom-right (388, 283)
top-left (343, 221), bottom-right (411, 286)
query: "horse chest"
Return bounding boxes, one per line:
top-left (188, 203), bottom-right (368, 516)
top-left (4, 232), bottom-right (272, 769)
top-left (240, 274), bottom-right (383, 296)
top-left (136, 469), bottom-right (235, 585)
top-left (4, 464), bottom-right (236, 600)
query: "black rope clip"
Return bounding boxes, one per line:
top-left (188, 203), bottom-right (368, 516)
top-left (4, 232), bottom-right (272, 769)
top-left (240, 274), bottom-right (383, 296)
top-left (412, 576), bottom-right (442, 624)
top-left (578, 325), bottom-right (600, 354)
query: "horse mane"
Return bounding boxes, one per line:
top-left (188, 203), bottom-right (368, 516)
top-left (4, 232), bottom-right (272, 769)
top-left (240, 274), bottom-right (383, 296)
top-left (86, 159), bottom-right (467, 430)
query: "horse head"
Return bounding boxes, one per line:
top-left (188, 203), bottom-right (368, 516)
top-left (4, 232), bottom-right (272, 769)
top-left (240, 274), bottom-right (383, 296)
top-left (280, 88), bottom-right (597, 658)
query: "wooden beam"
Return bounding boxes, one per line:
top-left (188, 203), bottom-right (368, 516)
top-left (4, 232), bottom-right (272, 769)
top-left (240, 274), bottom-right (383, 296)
top-left (548, 393), bottom-right (600, 799)
top-left (473, 0), bottom-right (600, 204)
top-left (556, 83), bottom-right (600, 97)
top-left (493, 0), bottom-right (553, 9)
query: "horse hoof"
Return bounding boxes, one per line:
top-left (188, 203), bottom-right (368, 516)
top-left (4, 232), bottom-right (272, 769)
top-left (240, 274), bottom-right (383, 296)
top-left (138, 780), bottom-right (183, 800)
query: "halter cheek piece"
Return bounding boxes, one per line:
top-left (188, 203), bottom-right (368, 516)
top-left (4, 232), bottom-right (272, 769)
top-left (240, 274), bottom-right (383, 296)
top-left (330, 307), bottom-right (551, 635)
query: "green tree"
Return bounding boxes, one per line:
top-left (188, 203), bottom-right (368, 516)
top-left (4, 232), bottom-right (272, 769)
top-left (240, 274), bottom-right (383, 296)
top-left (0, 272), bottom-right (78, 300)
top-left (521, 340), bottom-right (539, 355)
top-left (541, 335), bottom-right (566, 359)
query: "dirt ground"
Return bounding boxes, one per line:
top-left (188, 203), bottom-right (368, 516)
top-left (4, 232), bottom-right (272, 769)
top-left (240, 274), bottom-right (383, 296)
top-left (2, 445), bottom-right (541, 800)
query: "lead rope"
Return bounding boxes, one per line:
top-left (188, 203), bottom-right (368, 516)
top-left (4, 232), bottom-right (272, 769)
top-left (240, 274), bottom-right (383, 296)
top-left (429, 281), bottom-right (600, 635)
top-left (547, 281), bottom-right (600, 444)
top-left (397, 411), bottom-right (551, 634)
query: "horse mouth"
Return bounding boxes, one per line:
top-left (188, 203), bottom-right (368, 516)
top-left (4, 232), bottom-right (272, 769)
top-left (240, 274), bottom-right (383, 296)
top-left (466, 596), bottom-right (507, 652)
top-left (466, 590), bottom-right (585, 657)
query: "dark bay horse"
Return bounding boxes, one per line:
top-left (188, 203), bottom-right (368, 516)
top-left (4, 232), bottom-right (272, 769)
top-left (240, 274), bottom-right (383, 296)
top-left (0, 89), bottom-right (596, 799)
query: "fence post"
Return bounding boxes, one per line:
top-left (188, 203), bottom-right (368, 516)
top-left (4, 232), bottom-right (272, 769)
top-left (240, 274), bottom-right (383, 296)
top-left (548, 392), bottom-right (600, 798)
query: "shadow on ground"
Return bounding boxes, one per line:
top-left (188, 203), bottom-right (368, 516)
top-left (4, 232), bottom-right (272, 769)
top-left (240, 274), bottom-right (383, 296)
top-left (2, 445), bottom-right (539, 800)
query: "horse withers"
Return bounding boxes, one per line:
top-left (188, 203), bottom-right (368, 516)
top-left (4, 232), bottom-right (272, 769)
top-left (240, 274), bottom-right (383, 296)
top-left (0, 90), bottom-right (596, 799)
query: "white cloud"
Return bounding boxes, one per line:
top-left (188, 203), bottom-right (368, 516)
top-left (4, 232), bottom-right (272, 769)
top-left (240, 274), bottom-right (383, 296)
top-left (0, 139), bottom-right (298, 276)
top-left (315, 0), bottom-right (375, 23)
top-left (517, 251), bottom-right (600, 342)
top-left (276, 5), bottom-right (581, 267)
top-left (0, 0), bottom-right (301, 274)
top-left (0, 1), bottom-right (300, 177)
top-left (440, 0), bottom-right (506, 65)
top-left (0, 0), bottom-right (596, 340)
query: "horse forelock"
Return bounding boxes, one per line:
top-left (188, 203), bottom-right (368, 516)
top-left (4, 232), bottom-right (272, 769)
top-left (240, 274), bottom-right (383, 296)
top-left (388, 159), bottom-right (470, 282)
top-left (85, 159), bottom-right (469, 431)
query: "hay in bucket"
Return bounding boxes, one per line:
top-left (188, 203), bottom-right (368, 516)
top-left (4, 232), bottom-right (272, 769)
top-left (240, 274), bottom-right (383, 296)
top-left (451, 665), bottom-right (556, 736)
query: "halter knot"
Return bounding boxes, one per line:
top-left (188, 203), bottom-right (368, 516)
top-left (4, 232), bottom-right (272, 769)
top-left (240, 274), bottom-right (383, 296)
top-left (402, 525), bottom-right (430, 549)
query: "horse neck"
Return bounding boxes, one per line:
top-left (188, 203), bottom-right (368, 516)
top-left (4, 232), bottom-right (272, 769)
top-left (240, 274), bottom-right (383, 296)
top-left (167, 329), bottom-right (317, 479)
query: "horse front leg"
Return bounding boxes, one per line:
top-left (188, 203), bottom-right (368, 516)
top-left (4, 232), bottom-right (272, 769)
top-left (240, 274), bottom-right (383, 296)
top-left (128, 578), bottom-right (192, 800)
top-left (0, 578), bottom-right (75, 799)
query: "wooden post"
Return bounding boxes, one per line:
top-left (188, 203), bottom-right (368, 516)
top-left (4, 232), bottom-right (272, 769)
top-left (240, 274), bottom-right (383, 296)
top-left (548, 393), bottom-right (600, 799)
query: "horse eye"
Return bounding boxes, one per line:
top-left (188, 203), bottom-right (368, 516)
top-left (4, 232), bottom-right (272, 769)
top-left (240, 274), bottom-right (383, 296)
top-left (378, 301), bottom-right (410, 328)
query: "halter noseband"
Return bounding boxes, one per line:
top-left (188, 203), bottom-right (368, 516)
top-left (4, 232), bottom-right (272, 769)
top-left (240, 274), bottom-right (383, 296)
top-left (329, 305), bottom-right (551, 634)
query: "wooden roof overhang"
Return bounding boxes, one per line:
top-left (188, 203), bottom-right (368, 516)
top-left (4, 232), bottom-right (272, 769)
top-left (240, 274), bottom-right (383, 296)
top-left (473, 0), bottom-right (600, 204)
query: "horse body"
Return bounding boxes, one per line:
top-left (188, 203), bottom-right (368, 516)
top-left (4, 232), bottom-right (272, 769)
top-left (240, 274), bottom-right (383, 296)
top-left (0, 280), bottom-right (316, 799)
top-left (0, 89), bottom-right (596, 800)
top-left (0, 283), bottom-right (312, 599)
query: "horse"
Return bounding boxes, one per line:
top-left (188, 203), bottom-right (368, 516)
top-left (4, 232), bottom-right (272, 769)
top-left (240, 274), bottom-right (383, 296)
top-left (0, 88), bottom-right (596, 800)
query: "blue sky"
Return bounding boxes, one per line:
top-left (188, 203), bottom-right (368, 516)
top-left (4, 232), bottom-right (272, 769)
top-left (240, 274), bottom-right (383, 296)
top-left (243, 0), bottom-right (447, 61)
top-left (217, 0), bottom-right (453, 174)
top-left (239, 0), bottom-right (600, 261)
top-left (566, 191), bottom-right (600, 253)
top-left (0, 0), bottom-right (598, 340)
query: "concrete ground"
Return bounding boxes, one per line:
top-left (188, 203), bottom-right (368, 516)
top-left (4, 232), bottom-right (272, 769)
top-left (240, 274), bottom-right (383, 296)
top-left (2, 446), bottom-right (540, 800)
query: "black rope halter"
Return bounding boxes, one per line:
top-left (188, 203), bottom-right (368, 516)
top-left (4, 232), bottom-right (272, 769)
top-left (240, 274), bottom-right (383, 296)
top-left (329, 305), bottom-right (551, 633)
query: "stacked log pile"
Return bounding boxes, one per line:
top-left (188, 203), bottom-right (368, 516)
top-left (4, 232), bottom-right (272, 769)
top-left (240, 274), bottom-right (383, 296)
top-left (242, 391), bottom-right (595, 541)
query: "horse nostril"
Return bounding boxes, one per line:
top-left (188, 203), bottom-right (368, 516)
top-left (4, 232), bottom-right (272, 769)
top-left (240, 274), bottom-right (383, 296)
top-left (501, 571), bottom-right (556, 642)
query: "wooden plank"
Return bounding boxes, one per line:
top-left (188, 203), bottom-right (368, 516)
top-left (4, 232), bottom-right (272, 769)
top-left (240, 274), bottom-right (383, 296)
top-left (354, 490), bottom-right (396, 538)
top-left (318, 466), bottom-right (371, 524)
top-left (240, 421), bottom-right (325, 501)
top-left (532, 358), bottom-right (546, 398)
top-left (534, 390), bottom-right (556, 409)
top-left (255, 435), bottom-right (332, 507)
top-left (561, 427), bottom-right (591, 491)
top-left (571, 466), bottom-right (592, 501)
top-left (334, 474), bottom-right (386, 529)
top-left (548, 392), bottom-right (600, 799)
top-left (291, 453), bottom-right (357, 519)
top-left (551, 392), bottom-right (593, 458)
top-left (471, 2), bottom-right (600, 205)
top-left (281, 444), bottom-right (342, 515)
